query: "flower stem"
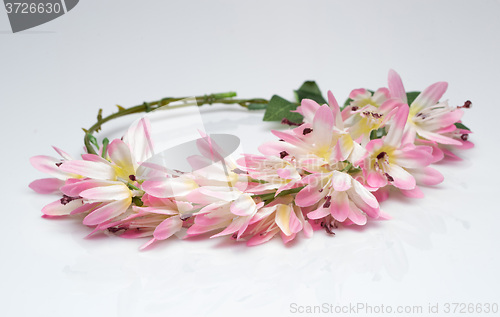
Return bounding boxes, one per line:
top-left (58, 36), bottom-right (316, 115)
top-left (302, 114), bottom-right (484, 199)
top-left (83, 92), bottom-right (269, 155)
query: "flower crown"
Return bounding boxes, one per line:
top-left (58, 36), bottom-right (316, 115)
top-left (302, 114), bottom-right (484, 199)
top-left (30, 70), bottom-right (473, 249)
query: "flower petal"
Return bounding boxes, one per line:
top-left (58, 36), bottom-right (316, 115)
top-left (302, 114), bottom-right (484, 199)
top-left (29, 178), bottom-right (65, 194)
top-left (30, 155), bottom-right (71, 179)
top-left (230, 194), bottom-right (257, 217)
top-left (42, 198), bottom-right (84, 216)
top-left (59, 160), bottom-right (116, 180)
top-left (411, 81), bottom-right (448, 113)
top-left (330, 191), bottom-right (350, 222)
top-left (153, 216), bottom-right (183, 240)
top-left (275, 204), bottom-right (292, 236)
top-left (385, 104), bottom-right (408, 148)
top-left (83, 199), bottom-right (131, 225)
top-left (387, 164), bottom-right (416, 190)
top-left (80, 184), bottom-right (131, 201)
top-left (388, 69), bottom-right (408, 104)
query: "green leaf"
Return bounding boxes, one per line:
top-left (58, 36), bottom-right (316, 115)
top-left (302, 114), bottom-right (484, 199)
top-left (406, 91), bottom-right (420, 106)
top-left (248, 103), bottom-right (267, 110)
top-left (370, 127), bottom-right (387, 140)
top-left (294, 81), bottom-right (327, 104)
top-left (454, 122), bottom-right (471, 131)
top-left (263, 95), bottom-right (303, 123)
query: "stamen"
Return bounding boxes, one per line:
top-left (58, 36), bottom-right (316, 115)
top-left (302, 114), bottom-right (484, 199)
top-left (281, 118), bottom-right (302, 126)
top-left (351, 106), bottom-right (359, 111)
top-left (129, 175), bottom-right (136, 181)
top-left (319, 188), bottom-right (323, 193)
top-left (303, 128), bottom-right (313, 135)
top-left (460, 100), bottom-right (472, 109)
top-left (376, 152), bottom-right (387, 160)
top-left (60, 194), bottom-right (79, 205)
top-left (280, 151), bottom-right (289, 159)
top-left (461, 134), bottom-right (469, 141)
top-left (323, 196), bottom-right (332, 208)
top-left (384, 173), bottom-right (394, 182)
top-left (55, 162), bottom-right (62, 167)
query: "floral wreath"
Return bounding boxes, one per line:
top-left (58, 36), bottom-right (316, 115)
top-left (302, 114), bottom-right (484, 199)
top-left (30, 70), bottom-right (473, 249)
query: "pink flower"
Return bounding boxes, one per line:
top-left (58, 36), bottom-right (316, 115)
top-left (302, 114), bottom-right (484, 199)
top-left (360, 105), bottom-right (443, 196)
top-left (388, 69), bottom-right (465, 146)
top-left (245, 198), bottom-right (313, 246)
top-left (260, 92), bottom-right (364, 170)
top-left (30, 118), bottom-right (155, 225)
top-left (295, 170), bottom-right (380, 225)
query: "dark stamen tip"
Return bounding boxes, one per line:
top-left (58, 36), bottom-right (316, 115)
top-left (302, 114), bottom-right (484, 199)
top-left (461, 134), bottom-right (469, 141)
top-left (281, 118), bottom-right (302, 126)
top-left (303, 128), bottom-right (313, 135)
top-left (55, 162), bottom-right (62, 167)
top-left (129, 175), bottom-right (136, 181)
top-left (280, 151), bottom-right (289, 159)
top-left (323, 196), bottom-right (332, 208)
top-left (376, 152), bottom-right (387, 160)
top-left (385, 173), bottom-right (394, 182)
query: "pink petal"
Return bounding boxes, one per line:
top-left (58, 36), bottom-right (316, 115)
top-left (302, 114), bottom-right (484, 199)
top-left (384, 104), bottom-right (408, 148)
top-left (123, 117), bottom-right (155, 163)
top-left (331, 171), bottom-right (352, 191)
top-left (246, 228), bottom-right (280, 246)
top-left (59, 160), bottom-right (115, 180)
top-left (29, 178), bottom-right (65, 194)
top-left (296, 99), bottom-right (321, 122)
top-left (394, 147), bottom-right (433, 168)
top-left (289, 209), bottom-right (303, 234)
top-left (153, 216), bottom-right (183, 240)
top-left (108, 139), bottom-right (134, 171)
top-left (80, 184), bottom-right (130, 201)
top-left (275, 204), bottom-right (293, 236)
top-left (311, 105), bottom-right (334, 148)
top-left (411, 81), bottom-right (448, 112)
top-left (52, 146), bottom-right (73, 160)
top-left (211, 216), bottom-right (249, 239)
top-left (295, 184), bottom-right (326, 207)
top-left (61, 179), bottom-right (117, 197)
top-left (142, 177), bottom-right (198, 198)
top-left (330, 191), bottom-right (350, 222)
top-left (83, 199), bottom-right (131, 225)
top-left (400, 186), bottom-right (424, 198)
top-left (349, 88), bottom-right (368, 99)
top-left (230, 195), bottom-right (257, 217)
top-left (71, 202), bottom-right (100, 215)
top-left (366, 170), bottom-right (387, 188)
top-left (387, 164), bottom-right (416, 190)
top-left (42, 198), bottom-right (84, 216)
top-left (388, 69), bottom-right (408, 103)
top-left (327, 90), bottom-right (343, 127)
top-left (415, 129), bottom-right (462, 146)
top-left (281, 232), bottom-right (297, 244)
top-left (30, 155), bottom-right (70, 179)
top-left (439, 110), bottom-right (464, 127)
top-left (410, 167), bottom-right (444, 186)
top-left (307, 205), bottom-right (330, 220)
top-left (347, 201), bottom-right (367, 225)
top-left (81, 153), bottom-right (111, 164)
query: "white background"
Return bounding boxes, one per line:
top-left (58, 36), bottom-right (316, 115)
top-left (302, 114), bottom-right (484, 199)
top-left (1, 1), bottom-right (499, 316)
